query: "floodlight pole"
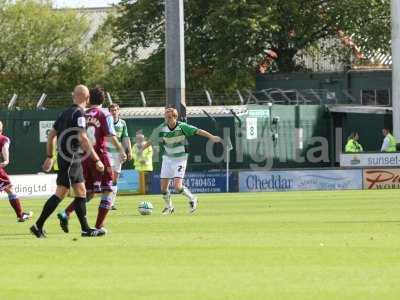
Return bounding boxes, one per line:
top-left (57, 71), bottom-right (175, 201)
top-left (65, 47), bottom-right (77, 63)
top-left (392, 0), bottom-right (400, 138)
top-left (165, 0), bottom-right (187, 120)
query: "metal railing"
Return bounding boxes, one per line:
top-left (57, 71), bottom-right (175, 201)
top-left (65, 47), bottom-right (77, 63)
top-left (1, 88), bottom-right (392, 110)
top-left (250, 88), bottom-right (391, 106)
top-left (1, 90), bottom-right (247, 110)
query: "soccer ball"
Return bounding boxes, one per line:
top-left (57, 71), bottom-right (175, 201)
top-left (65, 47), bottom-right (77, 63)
top-left (138, 201), bottom-right (153, 215)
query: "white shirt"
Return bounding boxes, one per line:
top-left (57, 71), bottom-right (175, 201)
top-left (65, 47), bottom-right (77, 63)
top-left (381, 136), bottom-right (390, 152)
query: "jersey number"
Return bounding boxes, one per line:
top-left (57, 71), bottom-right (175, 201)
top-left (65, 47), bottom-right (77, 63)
top-left (87, 126), bottom-right (97, 146)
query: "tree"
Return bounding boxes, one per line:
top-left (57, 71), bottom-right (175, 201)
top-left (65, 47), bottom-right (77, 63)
top-left (55, 20), bottom-right (115, 93)
top-left (0, 1), bottom-right (89, 96)
top-left (112, 0), bottom-right (390, 90)
top-left (0, 0), bottom-right (115, 101)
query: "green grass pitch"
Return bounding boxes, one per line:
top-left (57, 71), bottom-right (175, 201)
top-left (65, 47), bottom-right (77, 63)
top-left (0, 190), bottom-right (399, 300)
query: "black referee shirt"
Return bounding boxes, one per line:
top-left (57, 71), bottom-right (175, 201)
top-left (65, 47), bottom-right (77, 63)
top-left (53, 104), bottom-right (86, 159)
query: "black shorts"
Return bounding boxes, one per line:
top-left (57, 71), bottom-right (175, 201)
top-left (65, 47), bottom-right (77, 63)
top-left (56, 154), bottom-right (84, 188)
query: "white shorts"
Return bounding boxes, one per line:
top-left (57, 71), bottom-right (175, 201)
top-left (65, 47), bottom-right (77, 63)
top-left (160, 156), bottom-right (187, 179)
top-left (109, 152), bottom-right (122, 173)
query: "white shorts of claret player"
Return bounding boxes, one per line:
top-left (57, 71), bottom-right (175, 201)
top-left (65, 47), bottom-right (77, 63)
top-left (160, 155), bottom-right (187, 179)
top-left (109, 152), bottom-right (122, 173)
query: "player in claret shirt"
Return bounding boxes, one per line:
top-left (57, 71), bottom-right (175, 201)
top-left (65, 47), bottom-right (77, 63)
top-left (0, 121), bottom-right (33, 222)
top-left (58, 87), bottom-right (127, 235)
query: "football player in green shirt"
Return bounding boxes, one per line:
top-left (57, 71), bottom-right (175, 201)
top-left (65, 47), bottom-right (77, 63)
top-left (107, 103), bottom-right (132, 209)
top-left (143, 107), bottom-right (221, 214)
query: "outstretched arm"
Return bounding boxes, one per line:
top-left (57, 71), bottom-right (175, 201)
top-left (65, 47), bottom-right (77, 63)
top-left (196, 129), bottom-right (222, 143)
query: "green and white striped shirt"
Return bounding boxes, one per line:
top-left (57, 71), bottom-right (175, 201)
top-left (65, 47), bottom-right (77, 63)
top-left (150, 121), bottom-right (199, 158)
top-left (107, 118), bottom-right (129, 154)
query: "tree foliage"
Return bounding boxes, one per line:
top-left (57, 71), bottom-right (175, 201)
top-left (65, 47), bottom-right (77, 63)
top-left (0, 0), bottom-right (390, 101)
top-left (0, 0), bottom-right (114, 99)
top-left (113, 0), bottom-right (390, 90)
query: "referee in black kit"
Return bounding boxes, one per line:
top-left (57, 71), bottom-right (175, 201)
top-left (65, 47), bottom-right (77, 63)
top-left (30, 85), bottom-right (105, 238)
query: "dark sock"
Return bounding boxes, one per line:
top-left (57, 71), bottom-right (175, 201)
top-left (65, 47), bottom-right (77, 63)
top-left (36, 195), bottom-right (62, 229)
top-left (74, 197), bottom-right (90, 232)
top-left (67, 194), bottom-right (93, 217)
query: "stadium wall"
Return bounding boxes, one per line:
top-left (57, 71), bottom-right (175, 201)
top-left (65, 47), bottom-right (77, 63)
top-left (0, 110), bottom-right (235, 174)
top-left (0, 105), bottom-right (391, 174)
top-left (0, 109), bottom-right (60, 174)
top-left (1, 106), bottom-right (331, 174)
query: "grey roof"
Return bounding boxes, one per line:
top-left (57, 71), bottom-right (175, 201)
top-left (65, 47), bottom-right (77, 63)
top-left (327, 105), bottom-right (392, 115)
top-left (119, 105), bottom-right (248, 119)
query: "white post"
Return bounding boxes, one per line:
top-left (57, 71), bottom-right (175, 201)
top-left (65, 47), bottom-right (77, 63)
top-left (140, 91), bottom-right (147, 107)
top-left (237, 90), bottom-right (244, 105)
top-left (36, 93), bottom-right (47, 109)
top-left (8, 94), bottom-right (17, 110)
top-left (226, 150), bottom-right (230, 192)
top-left (392, 0), bottom-right (400, 138)
top-left (106, 92), bottom-right (113, 105)
top-left (225, 137), bottom-right (233, 192)
top-left (205, 90), bottom-right (212, 106)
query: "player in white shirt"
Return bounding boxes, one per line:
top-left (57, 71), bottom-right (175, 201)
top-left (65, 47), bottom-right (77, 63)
top-left (107, 103), bottom-right (132, 210)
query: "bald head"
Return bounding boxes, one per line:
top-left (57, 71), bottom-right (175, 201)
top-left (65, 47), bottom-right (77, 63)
top-left (73, 85), bottom-right (89, 106)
